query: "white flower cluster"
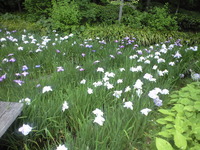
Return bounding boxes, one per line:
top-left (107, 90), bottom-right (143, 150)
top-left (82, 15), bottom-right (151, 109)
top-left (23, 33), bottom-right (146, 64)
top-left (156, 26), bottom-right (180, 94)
top-left (157, 69), bottom-right (168, 76)
top-left (18, 124), bottom-right (32, 136)
top-left (140, 108), bottom-right (152, 116)
top-left (130, 66), bottom-right (143, 72)
top-left (19, 98), bottom-right (31, 105)
top-left (93, 108), bottom-right (105, 126)
top-left (143, 73), bottom-right (156, 82)
top-left (62, 101), bottom-right (69, 112)
top-left (133, 79), bottom-right (143, 98)
top-left (148, 88), bottom-right (169, 106)
top-left (56, 144), bottom-right (68, 150)
top-left (185, 46), bottom-right (198, 52)
top-left (123, 101), bottom-right (133, 110)
top-left (113, 90), bottom-right (123, 99)
top-left (42, 86), bottom-right (53, 93)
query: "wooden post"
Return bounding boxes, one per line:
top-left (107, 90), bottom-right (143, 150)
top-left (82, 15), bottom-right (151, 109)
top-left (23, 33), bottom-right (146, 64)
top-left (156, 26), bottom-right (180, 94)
top-left (0, 101), bottom-right (23, 138)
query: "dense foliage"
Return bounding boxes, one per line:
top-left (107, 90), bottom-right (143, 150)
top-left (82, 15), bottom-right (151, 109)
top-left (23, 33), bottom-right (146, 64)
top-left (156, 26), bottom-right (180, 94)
top-left (23, 0), bottom-right (51, 21)
top-left (1, 0), bottom-right (200, 33)
top-left (50, 0), bottom-right (80, 31)
top-left (156, 82), bottom-right (200, 150)
top-left (145, 4), bottom-right (178, 31)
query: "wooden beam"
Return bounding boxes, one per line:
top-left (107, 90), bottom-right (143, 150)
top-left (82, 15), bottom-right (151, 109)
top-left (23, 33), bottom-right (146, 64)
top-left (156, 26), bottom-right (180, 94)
top-left (0, 101), bottom-right (23, 138)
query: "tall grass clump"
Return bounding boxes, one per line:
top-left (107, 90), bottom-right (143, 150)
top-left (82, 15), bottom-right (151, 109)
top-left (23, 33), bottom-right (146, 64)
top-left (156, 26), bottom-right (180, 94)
top-left (80, 24), bottom-right (200, 46)
top-left (0, 28), bottom-right (199, 150)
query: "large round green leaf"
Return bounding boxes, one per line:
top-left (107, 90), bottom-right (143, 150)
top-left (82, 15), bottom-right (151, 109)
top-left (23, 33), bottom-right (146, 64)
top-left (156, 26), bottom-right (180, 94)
top-left (156, 137), bottom-right (173, 150)
top-left (174, 130), bottom-right (187, 149)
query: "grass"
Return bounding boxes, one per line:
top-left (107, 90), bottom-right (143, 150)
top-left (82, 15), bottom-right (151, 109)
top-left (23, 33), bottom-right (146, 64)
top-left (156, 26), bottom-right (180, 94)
top-left (0, 28), bottom-right (199, 150)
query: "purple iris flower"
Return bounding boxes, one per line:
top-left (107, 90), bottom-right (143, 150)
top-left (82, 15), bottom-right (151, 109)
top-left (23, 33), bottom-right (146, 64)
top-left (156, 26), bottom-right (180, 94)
top-left (85, 45), bottom-right (93, 48)
top-left (36, 84), bottom-right (41, 87)
top-left (0, 74), bottom-right (6, 82)
top-left (22, 65), bottom-right (28, 71)
top-left (15, 73), bottom-right (21, 76)
top-left (56, 49), bottom-right (60, 53)
top-left (137, 51), bottom-right (143, 55)
top-left (110, 55), bottom-right (115, 58)
top-left (124, 37), bottom-right (129, 40)
top-left (1, 73), bottom-right (6, 79)
top-left (153, 98), bottom-right (163, 107)
top-left (35, 65), bottom-right (41, 68)
top-left (117, 51), bottom-right (122, 55)
top-left (9, 58), bottom-right (16, 62)
top-left (57, 66), bottom-right (64, 72)
top-left (21, 71), bottom-right (29, 76)
top-left (8, 53), bottom-right (14, 56)
top-left (13, 80), bottom-right (25, 86)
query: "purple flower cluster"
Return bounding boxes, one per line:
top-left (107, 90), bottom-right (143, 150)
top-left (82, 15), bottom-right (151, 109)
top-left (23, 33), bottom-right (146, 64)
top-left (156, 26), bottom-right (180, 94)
top-left (0, 73), bottom-right (6, 82)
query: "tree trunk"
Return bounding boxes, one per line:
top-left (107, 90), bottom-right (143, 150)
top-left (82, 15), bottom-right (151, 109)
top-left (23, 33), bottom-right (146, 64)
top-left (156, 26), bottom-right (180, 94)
top-left (118, 0), bottom-right (124, 23)
top-left (146, 0), bottom-right (151, 11)
top-left (175, 0), bottom-right (180, 14)
top-left (17, 0), bottom-right (22, 12)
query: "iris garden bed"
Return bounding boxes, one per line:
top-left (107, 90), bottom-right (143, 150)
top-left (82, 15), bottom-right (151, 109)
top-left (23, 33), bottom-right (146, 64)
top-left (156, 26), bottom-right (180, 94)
top-left (0, 28), bottom-right (199, 150)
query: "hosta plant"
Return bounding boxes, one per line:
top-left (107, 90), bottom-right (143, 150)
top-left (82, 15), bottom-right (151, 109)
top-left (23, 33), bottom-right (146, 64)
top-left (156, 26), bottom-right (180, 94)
top-left (156, 82), bottom-right (200, 150)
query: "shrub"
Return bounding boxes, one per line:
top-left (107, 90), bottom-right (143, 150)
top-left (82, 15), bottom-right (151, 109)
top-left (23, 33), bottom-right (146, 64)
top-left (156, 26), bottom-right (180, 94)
top-left (98, 4), bottom-right (119, 25)
top-left (122, 7), bottom-right (147, 29)
top-left (78, 2), bottom-right (100, 24)
top-left (156, 82), bottom-right (200, 150)
top-left (23, 0), bottom-right (52, 21)
top-left (144, 4), bottom-right (178, 31)
top-left (0, 12), bottom-right (21, 20)
top-left (35, 16), bottom-right (53, 34)
top-left (0, 13), bottom-right (43, 33)
top-left (79, 24), bottom-right (200, 46)
top-left (50, 0), bottom-right (80, 31)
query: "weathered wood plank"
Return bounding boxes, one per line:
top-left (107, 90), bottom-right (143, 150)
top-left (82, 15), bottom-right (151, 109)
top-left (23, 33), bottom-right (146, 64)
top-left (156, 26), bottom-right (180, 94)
top-left (0, 101), bottom-right (23, 138)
